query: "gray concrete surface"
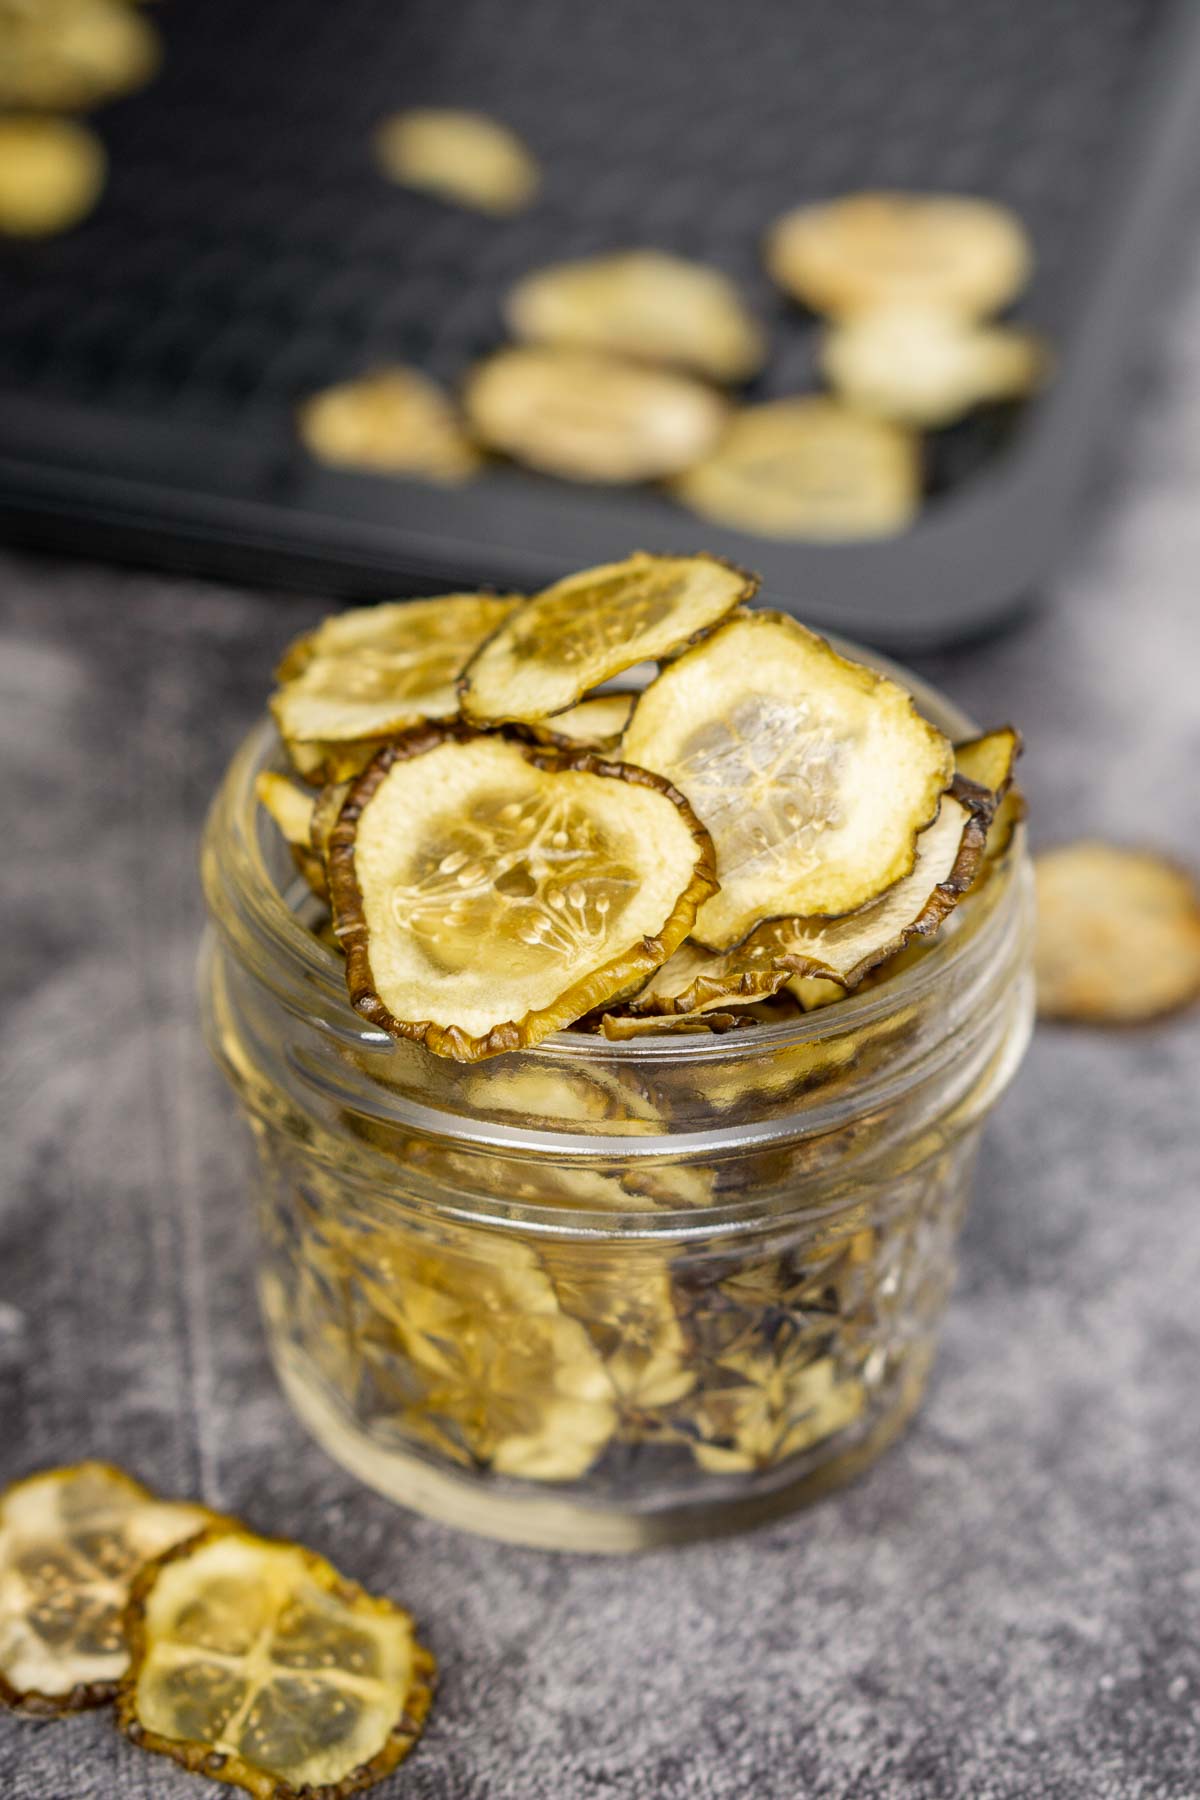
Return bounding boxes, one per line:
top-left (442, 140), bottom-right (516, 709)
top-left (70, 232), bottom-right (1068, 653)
top-left (2, 253), bottom-right (1200, 1797)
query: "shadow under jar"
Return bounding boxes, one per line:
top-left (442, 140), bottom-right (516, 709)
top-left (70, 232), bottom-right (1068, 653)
top-left (200, 662), bottom-right (1033, 1553)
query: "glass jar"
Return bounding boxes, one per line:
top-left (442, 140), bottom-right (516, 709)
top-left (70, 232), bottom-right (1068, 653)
top-left (199, 661), bottom-right (1033, 1552)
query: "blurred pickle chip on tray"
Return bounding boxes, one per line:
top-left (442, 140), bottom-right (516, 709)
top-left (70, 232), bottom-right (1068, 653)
top-left (464, 345), bottom-right (729, 483)
top-left (374, 106), bottom-right (539, 214)
top-left (1034, 842), bottom-right (1200, 1023)
top-left (297, 366), bottom-right (481, 483)
top-left (0, 115), bottom-right (106, 236)
top-left (766, 190), bottom-right (1032, 319)
top-left (671, 397), bottom-right (920, 539)
top-left (0, 0), bottom-right (160, 110)
top-left (506, 249), bottom-right (766, 384)
top-left (820, 307), bottom-right (1047, 428)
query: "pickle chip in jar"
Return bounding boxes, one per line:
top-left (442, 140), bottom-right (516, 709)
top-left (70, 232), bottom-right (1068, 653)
top-left (765, 191), bottom-right (1032, 319)
top-left (460, 551), bottom-right (752, 725)
top-left (0, 116), bottom-right (106, 238)
top-left (117, 1525), bottom-right (436, 1798)
top-left (0, 1463), bottom-right (217, 1714)
top-left (624, 937), bottom-right (793, 1018)
top-left (1034, 843), bottom-right (1200, 1023)
top-left (463, 346), bottom-right (729, 484)
top-left (374, 107), bottom-right (538, 214)
top-left (506, 250), bottom-right (766, 384)
top-left (517, 691), bottom-right (637, 754)
top-left (297, 367), bottom-right (481, 483)
top-left (328, 725), bottom-right (718, 1060)
top-left (735, 790), bottom-right (988, 989)
top-left (689, 1348), bottom-right (865, 1474)
top-left (954, 725), bottom-right (1021, 802)
top-left (820, 307), bottom-right (1046, 426)
top-left (254, 772), bottom-right (327, 900)
top-left (671, 397), bottom-right (920, 540)
top-left (272, 592), bottom-right (521, 782)
top-left (622, 610), bottom-right (955, 947)
top-left (599, 1010), bottom-right (750, 1039)
top-left (0, 0), bottom-right (161, 110)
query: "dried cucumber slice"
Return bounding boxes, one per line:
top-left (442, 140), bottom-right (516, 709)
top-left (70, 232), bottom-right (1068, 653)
top-left (0, 0), bottom-right (161, 111)
top-left (463, 346), bottom-right (729, 483)
top-left (517, 691), bottom-right (637, 753)
top-left (297, 367), bottom-right (481, 483)
top-left (0, 117), bottom-right (106, 238)
top-left (506, 250), bottom-right (765, 383)
top-left (670, 397), bottom-right (920, 541)
top-left (118, 1525), bottom-right (435, 1798)
top-left (374, 108), bottom-right (538, 214)
top-left (335, 1227), bottom-right (617, 1479)
top-left (0, 1463), bottom-right (217, 1714)
top-left (254, 773), bottom-right (325, 900)
top-left (1035, 843), bottom-right (1200, 1023)
top-left (459, 552), bottom-right (752, 725)
top-left (954, 726), bottom-right (1021, 801)
top-left (622, 792), bottom-right (982, 1008)
top-left (599, 1010), bottom-right (750, 1039)
top-left (765, 191), bottom-right (1031, 319)
top-left (328, 724), bottom-right (717, 1060)
top-left (622, 610), bottom-right (954, 947)
top-left (272, 592), bottom-right (520, 781)
top-left (689, 1351), bottom-right (865, 1474)
top-left (737, 791), bottom-right (987, 988)
top-left (821, 306), bottom-right (1045, 427)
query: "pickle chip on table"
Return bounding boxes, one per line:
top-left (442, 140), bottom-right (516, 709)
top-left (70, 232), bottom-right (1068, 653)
top-left (765, 190), bottom-right (1032, 319)
top-left (1034, 842), bottom-right (1200, 1023)
top-left (0, 1463), bottom-right (217, 1714)
top-left (820, 307), bottom-right (1046, 428)
top-left (327, 724), bottom-right (718, 1060)
top-left (117, 1525), bottom-right (435, 1799)
top-left (463, 345), bottom-right (729, 483)
top-left (506, 249), bottom-right (766, 384)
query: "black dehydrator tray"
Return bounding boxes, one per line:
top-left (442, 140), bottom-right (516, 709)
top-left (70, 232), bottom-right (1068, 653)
top-left (2, 0), bottom-right (1200, 648)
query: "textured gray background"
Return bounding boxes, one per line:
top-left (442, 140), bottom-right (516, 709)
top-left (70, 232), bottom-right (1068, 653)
top-left (3, 265), bottom-right (1200, 1800)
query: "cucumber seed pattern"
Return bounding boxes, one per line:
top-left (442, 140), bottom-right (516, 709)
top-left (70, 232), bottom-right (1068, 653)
top-left (391, 787), bottom-right (639, 976)
top-left (504, 565), bottom-right (685, 669)
top-left (670, 696), bottom-right (845, 885)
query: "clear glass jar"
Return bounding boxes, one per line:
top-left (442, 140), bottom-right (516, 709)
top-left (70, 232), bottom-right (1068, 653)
top-left (199, 661), bottom-right (1033, 1552)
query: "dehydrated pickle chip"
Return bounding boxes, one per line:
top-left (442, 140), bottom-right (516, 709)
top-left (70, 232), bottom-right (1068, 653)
top-left (297, 367), bottom-right (481, 483)
top-left (624, 938), bottom-right (793, 1018)
top-left (0, 116), bottom-right (105, 238)
top-left (328, 725), bottom-right (717, 1060)
top-left (599, 1010), bottom-right (750, 1039)
top-left (463, 346), bottom-right (728, 484)
top-left (459, 552), bottom-right (752, 725)
top-left (671, 397), bottom-right (920, 540)
top-left (338, 1229), bottom-right (617, 1479)
top-left (0, 0), bottom-right (161, 110)
top-left (374, 108), bottom-right (538, 214)
top-left (765, 191), bottom-right (1032, 318)
top-left (118, 1525), bottom-right (435, 1798)
top-left (272, 592), bottom-right (520, 775)
top-left (0, 1463), bottom-right (216, 1714)
top-left (954, 726), bottom-right (1021, 802)
top-left (821, 307), bottom-right (1045, 426)
top-left (255, 772), bottom-right (328, 901)
top-left (506, 250), bottom-right (765, 384)
top-left (689, 1351), bottom-right (865, 1474)
top-left (622, 610), bottom-right (954, 947)
top-left (545, 1257), bottom-right (695, 1416)
top-left (1034, 842), bottom-right (1200, 1023)
top-left (517, 691), bottom-right (637, 753)
top-left (737, 791), bottom-right (987, 989)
